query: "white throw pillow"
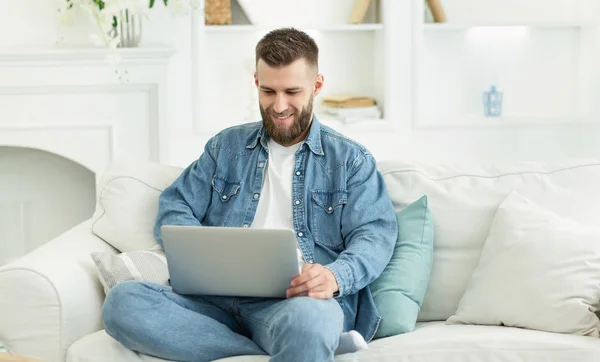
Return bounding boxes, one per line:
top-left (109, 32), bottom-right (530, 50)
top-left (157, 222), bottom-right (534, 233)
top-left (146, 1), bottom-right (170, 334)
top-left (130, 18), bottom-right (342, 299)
top-left (91, 247), bottom-right (169, 295)
top-left (91, 160), bottom-right (183, 252)
top-left (446, 191), bottom-right (600, 337)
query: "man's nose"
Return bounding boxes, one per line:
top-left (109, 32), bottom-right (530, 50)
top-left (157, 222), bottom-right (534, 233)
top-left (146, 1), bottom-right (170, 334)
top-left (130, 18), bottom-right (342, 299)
top-left (273, 94), bottom-right (288, 113)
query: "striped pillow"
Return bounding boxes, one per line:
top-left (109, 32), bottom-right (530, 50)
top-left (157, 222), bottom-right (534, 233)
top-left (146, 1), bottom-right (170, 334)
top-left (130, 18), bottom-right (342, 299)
top-left (91, 246), bottom-right (169, 294)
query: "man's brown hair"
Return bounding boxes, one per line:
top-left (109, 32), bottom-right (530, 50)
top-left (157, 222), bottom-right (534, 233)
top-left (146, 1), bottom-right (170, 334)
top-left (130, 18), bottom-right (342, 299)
top-left (255, 28), bottom-right (319, 70)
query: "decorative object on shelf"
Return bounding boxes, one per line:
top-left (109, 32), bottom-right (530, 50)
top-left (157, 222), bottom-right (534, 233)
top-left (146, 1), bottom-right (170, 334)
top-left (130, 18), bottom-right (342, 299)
top-left (204, 0), bottom-right (232, 25)
top-left (425, 0), bottom-right (447, 23)
top-left (59, 0), bottom-right (178, 49)
top-left (235, 0), bottom-right (361, 27)
top-left (323, 94), bottom-right (377, 108)
top-left (350, 0), bottom-right (372, 24)
top-left (483, 85), bottom-right (503, 117)
top-left (322, 94), bottom-right (381, 124)
top-left (57, 0), bottom-right (198, 81)
top-left (108, 9), bottom-right (143, 48)
top-left (58, 0), bottom-right (200, 49)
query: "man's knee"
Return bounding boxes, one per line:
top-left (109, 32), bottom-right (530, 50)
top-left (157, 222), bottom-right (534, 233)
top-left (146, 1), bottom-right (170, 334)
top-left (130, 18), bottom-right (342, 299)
top-left (293, 297), bottom-right (343, 322)
top-left (102, 281), bottom-right (157, 336)
top-left (279, 297), bottom-right (344, 339)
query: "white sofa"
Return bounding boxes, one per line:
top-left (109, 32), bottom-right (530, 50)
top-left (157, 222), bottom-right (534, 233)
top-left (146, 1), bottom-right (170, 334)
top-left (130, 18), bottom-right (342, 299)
top-left (1, 158), bottom-right (600, 362)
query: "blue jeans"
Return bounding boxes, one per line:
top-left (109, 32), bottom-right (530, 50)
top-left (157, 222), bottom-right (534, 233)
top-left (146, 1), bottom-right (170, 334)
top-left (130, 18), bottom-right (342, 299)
top-left (102, 281), bottom-right (345, 362)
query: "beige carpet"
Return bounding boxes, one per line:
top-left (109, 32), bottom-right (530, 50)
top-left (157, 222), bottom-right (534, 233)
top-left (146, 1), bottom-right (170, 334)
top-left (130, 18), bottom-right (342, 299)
top-left (0, 353), bottom-right (44, 362)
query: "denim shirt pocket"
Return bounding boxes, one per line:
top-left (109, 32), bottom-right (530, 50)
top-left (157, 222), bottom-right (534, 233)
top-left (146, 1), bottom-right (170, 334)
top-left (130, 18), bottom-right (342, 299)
top-left (311, 190), bottom-right (347, 250)
top-left (212, 176), bottom-right (241, 203)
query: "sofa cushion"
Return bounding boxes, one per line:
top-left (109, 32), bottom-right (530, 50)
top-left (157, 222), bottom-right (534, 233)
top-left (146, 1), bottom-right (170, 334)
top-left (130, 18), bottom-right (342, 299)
top-left (377, 159), bottom-right (600, 322)
top-left (371, 195), bottom-right (434, 339)
top-left (91, 161), bottom-right (183, 252)
top-left (446, 192), bottom-right (600, 336)
top-left (67, 330), bottom-right (168, 362)
top-left (91, 246), bottom-right (169, 295)
top-left (66, 323), bottom-right (600, 362)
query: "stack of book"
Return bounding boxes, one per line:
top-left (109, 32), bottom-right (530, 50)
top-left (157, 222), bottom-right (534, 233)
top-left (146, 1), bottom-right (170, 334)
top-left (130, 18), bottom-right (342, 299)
top-left (321, 95), bottom-right (381, 124)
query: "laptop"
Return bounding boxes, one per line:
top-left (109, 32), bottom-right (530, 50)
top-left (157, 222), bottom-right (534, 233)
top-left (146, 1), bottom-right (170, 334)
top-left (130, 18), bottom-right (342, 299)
top-left (160, 225), bottom-right (301, 298)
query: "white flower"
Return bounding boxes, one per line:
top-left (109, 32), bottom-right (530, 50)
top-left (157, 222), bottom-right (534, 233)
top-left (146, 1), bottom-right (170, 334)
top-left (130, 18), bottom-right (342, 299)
top-left (58, 0), bottom-right (198, 81)
top-left (56, 0), bottom-right (78, 24)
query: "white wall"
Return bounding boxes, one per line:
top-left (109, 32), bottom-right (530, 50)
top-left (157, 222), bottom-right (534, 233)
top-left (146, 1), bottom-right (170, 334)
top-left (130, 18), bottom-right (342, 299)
top-left (1, 0), bottom-right (599, 170)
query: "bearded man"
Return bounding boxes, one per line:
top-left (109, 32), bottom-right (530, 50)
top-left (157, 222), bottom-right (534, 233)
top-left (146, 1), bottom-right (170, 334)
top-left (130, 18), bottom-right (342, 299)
top-left (101, 27), bottom-right (398, 362)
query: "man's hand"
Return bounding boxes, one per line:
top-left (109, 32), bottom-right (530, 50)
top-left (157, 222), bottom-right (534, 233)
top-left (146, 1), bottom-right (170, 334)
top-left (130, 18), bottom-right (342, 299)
top-left (286, 263), bottom-right (339, 299)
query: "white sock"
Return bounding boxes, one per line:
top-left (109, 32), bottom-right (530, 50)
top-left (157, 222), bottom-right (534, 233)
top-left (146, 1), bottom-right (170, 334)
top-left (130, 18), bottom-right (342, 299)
top-left (335, 330), bottom-right (368, 355)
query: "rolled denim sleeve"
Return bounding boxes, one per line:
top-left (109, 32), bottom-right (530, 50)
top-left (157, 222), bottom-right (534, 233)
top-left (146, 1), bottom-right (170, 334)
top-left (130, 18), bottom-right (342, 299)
top-left (325, 153), bottom-right (397, 298)
top-left (153, 139), bottom-right (217, 247)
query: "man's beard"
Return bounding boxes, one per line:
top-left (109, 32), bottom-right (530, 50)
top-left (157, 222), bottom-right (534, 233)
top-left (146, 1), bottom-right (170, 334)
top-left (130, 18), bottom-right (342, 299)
top-left (260, 96), bottom-right (313, 146)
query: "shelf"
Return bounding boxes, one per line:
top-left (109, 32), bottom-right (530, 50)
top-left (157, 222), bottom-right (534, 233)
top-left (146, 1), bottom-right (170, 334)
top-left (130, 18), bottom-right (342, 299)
top-left (0, 46), bottom-right (176, 66)
top-left (320, 118), bottom-right (393, 133)
top-left (423, 22), bottom-right (596, 30)
top-left (415, 115), bottom-right (597, 129)
top-left (204, 24), bottom-right (384, 33)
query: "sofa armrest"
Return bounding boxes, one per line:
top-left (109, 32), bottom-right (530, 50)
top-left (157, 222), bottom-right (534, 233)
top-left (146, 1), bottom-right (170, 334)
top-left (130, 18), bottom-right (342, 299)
top-left (0, 220), bottom-right (117, 362)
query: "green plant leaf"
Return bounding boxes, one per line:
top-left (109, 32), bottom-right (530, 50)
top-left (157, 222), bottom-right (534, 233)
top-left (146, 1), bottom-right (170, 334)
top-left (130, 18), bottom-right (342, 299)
top-left (149, 0), bottom-right (156, 8)
top-left (92, 0), bottom-right (106, 10)
top-left (163, 0), bottom-right (169, 6)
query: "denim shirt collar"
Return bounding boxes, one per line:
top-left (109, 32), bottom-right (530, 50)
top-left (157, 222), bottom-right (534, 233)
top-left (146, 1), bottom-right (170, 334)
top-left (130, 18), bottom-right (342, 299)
top-left (246, 116), bottom-right (325, 156)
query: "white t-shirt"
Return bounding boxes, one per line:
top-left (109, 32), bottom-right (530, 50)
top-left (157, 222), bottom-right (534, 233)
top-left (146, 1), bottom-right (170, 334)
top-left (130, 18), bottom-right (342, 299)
top-left (251, 138), bottom-right (305, 271)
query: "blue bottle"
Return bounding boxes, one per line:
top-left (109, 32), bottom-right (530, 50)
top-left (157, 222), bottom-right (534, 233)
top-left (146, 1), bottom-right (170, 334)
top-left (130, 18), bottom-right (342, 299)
top-left (483, 85), bottom-right (503, 117)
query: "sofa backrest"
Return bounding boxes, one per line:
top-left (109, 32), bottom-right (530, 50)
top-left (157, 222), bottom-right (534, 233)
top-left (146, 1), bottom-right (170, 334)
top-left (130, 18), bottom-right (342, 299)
top-left (377, 159), bottom-right (600, 322)
top-left (91, 160), bottom-right (183, 253)
top-left (92, 158), bottom-right (600, 323)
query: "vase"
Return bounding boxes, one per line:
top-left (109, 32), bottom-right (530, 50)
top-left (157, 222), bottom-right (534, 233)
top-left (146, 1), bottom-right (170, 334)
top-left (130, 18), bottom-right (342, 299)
top-left (109, 9), bottom-right (142, 48)
top-left (482, 85), bottom-right (503, 117)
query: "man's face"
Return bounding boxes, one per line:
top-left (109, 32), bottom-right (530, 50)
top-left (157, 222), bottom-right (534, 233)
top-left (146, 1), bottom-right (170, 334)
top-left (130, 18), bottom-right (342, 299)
top-left (255, 58), bottom-right (324, 146)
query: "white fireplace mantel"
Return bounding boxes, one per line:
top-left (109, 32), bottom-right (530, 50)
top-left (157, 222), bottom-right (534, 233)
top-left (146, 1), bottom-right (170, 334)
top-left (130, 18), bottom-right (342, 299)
top-left (0, 45), bottom-right (176, 178)
top-left (0, 46), bottom-right (176, 67)
top-left (0, 45), bottom-right (177, 266)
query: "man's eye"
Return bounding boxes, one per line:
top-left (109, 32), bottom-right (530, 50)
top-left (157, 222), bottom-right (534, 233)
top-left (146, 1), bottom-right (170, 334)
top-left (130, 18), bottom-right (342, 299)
top-left (287, 91), bottom-right (299, 95)
top-left (263, 90), bottom-right (274, 94)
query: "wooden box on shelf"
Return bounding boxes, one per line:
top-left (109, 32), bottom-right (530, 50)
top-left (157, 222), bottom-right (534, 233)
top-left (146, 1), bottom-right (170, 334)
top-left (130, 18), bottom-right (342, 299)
top-left (205, 0), bottom-right (232, 25)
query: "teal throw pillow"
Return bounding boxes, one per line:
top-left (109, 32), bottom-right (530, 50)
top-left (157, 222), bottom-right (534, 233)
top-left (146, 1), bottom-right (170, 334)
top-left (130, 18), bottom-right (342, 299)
top-left (371, 195), bottom-right (434, 339)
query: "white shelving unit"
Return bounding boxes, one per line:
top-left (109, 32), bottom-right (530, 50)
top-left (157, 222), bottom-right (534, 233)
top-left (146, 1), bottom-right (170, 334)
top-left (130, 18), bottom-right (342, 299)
top-left (423, 22), bottom-right (596, 30)
top-left (205, 24), bottom-right (384, 33)
top-left (191, 0), bottom-right (598, 135)
top-left (413, 0), bottom-right (600, 129)
top-left (191, 0), bottom-right (412, 136)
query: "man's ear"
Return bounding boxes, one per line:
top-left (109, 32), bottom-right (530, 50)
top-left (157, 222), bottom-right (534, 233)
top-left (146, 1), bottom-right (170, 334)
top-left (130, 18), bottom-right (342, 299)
top-left (254, 72), bottom-right (259, 88)
top-left (313, 74), bottom-right (324, 97)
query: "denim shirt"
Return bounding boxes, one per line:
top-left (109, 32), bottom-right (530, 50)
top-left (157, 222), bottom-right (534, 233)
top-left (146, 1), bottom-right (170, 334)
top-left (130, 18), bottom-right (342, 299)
top-left (154, 117), bottom-right (398, 342)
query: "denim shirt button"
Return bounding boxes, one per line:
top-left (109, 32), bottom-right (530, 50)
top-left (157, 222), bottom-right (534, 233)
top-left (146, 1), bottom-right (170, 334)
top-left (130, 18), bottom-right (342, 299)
top-left (295, 200), bottom-right (301, 205)
top-left (243, 224), bottom-right (249, 228)
top-left (327, 206), bottom-right (333, 212)
top-left (222, 195), bottom-right (228, 200)
top-left (295, 171), bottom-right (301, 176)
top-left (253, 193), bottom-right (260, 199)
top-left (258, 162), bottom-right (265, 167)
top-left (297, 232), bottom-right (303, 237)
